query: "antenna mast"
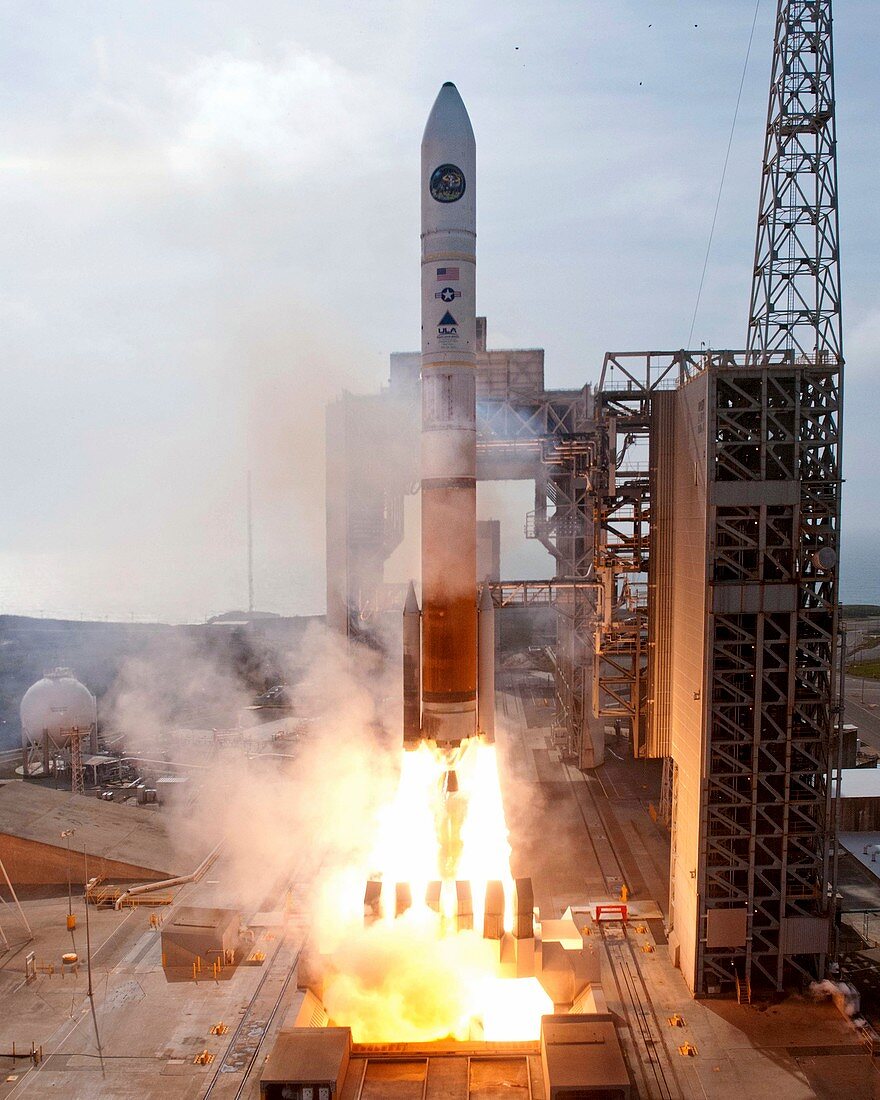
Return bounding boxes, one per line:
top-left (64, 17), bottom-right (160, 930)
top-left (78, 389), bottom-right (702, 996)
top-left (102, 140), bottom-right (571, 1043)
top-left (247, 470), bottom-right (254, 614)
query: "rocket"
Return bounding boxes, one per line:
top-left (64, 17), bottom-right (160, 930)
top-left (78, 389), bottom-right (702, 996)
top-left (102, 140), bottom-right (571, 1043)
top-left (403, 82), bottom-right (494, 748)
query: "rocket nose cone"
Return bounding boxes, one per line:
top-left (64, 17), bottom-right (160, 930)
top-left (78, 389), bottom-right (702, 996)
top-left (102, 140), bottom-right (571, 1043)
top-left (404, 580), bottom-right (421, 614)
top-left (422, 82), bottom-right (475, 147)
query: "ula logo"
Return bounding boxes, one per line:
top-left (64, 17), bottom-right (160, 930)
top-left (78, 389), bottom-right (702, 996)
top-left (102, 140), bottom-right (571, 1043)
top-left (438, 310), bottom-right (458, 336)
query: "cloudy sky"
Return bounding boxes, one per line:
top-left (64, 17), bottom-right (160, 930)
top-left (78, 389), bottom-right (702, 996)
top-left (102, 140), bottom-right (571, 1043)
top-left (1, 1), bottom-right (877, 621)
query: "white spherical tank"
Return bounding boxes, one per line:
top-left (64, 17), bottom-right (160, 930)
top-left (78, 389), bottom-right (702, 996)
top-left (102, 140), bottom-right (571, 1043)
top-left (20, 668), bottom-right (96, 749)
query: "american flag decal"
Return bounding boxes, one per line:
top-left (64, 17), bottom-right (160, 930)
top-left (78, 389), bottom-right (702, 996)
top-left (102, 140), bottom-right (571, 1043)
top-left (436, 267), bottom-right (460, 281)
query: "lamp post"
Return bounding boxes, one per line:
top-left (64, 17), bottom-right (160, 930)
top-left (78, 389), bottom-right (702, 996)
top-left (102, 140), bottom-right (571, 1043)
top-left (83, 847), bottom-right (93, 999)
top-left (61, 829), bottom-right (75, 930)
top-left (82, 845), bottom-right (104, 1075)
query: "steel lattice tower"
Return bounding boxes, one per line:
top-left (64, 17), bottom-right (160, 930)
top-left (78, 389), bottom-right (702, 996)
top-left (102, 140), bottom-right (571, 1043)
top-left (747, 0), bottom-right (843, 362)
top-left (693, 0), bottom-right (844, 992)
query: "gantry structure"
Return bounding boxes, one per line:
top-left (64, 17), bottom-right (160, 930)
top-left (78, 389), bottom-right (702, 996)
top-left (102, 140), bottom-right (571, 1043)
top-left (325, 0), bottom-right (845, 999)
top-left (325, 324), bottom-right (603, 767)
top-left (708, 0), bottom-right (843, 994)
top-left (589, 0), bottom-right (843, 995)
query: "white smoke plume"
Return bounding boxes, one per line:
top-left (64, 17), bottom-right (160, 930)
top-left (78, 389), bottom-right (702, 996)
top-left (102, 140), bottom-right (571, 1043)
top-left (104, 619), bottom-right (399, 904)
top-left (104, 613), bottom-right (554, 1041)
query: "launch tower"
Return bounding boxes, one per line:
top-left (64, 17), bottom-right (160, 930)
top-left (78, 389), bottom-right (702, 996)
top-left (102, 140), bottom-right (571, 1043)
top-left (326, 0), bottom-right (846, 997)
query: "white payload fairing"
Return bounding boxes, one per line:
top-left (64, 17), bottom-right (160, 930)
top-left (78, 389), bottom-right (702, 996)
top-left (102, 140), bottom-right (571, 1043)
top-left (403, 82), bottom-right (494, 748)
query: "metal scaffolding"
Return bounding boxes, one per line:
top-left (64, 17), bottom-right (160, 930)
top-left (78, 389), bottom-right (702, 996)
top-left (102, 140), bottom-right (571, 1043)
top-left (70, 729), bottom-right (85, 797)
top-left (592, 350), bottom-right (718, 758)
top-left (588, 336), bottom-right (841, 992)
top-left (518, 398), bottom-right (597, 762)
top-left (698, 0), bottom-right (844, 993)
top-left (747, 0), bottom-right (843, 364)
top-left (478, 382), bottom-right (601, 766)
top-left (698, 359), bottom-right (842, 992)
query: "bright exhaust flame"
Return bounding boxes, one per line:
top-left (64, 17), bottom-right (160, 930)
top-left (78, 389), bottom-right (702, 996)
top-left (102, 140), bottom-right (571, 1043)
top-left (318, 737), bottom-right (552, 1041)
top-left (369, 738), bottom-right (514, 927)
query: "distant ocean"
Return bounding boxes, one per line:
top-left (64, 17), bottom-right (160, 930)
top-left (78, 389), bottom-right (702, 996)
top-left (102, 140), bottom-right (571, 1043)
top-left (841, 528), bottom-right (880, 605)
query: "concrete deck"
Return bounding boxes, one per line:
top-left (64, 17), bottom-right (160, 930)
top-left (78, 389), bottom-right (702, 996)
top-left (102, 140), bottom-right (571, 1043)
top-left (0, 857), bottom-right (309, 1099)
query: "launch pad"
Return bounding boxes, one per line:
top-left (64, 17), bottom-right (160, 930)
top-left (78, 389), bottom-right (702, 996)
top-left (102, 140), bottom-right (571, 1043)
top-left (0, 2), bottom-right (867, 1096)
top-left (0, 674), bottom-right (873, 1098)
top-left (259, 1020), bottom-right (631, 1100)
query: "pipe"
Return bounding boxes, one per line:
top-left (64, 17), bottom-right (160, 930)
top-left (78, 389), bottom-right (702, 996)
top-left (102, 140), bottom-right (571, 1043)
top-left (115, 755), bottom-right (209, 771)
top-left (113, 840), bottom-right (223, 910)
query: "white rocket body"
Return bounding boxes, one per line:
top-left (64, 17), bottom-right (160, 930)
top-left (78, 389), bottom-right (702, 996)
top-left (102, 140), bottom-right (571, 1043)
top-left (419, 83), bottom-right (478, 745)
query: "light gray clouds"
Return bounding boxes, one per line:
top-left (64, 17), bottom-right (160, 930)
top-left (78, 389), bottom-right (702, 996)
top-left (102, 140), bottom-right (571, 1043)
top-left (0, 1), bottom-right (877, 618)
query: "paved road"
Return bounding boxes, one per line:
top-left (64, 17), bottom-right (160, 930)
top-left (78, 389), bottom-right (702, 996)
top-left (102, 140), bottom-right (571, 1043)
top-left (845, 675), bottom-right (880, 751)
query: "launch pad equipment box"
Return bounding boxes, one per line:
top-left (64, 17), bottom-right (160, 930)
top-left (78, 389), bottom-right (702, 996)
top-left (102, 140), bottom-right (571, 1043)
top-left (160, 905), bottom-right (240, 970)
top-left (540, 1013), bottom-right (630, 1099)
top-left (259, 1028), bottom-right (351, 1100)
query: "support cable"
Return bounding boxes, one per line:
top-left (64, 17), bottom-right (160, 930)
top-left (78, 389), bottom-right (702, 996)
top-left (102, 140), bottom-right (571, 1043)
top-left (686, 0), bottom-right (763, 348)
